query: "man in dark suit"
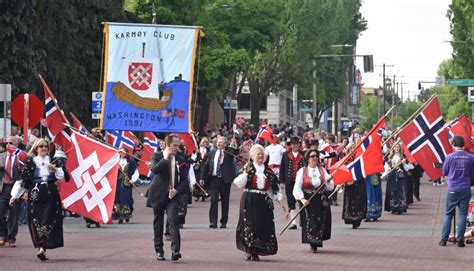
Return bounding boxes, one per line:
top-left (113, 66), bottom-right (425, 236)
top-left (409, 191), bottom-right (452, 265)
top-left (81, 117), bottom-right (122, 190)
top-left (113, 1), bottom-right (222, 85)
top-left (148, 134), bottom-right (189, 261)
top-left (199, 136), bottom-right (238, 229)
top-left (0, 136), bottom-right (22, 247)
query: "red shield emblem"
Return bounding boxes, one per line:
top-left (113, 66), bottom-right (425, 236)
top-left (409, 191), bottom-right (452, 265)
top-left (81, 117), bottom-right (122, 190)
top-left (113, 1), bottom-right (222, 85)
top-left (128, 62), bottom-right (153, 90)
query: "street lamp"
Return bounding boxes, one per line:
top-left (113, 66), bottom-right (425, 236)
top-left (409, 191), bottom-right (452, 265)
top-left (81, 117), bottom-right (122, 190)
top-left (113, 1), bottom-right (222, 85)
top-left (312, 44), bottom-right (354, 131)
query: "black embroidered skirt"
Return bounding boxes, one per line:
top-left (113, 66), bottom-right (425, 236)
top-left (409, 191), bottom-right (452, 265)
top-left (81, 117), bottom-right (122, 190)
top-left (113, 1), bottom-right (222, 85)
top-left (300, 191), bottom-right (332, 246)
top-left (27, 182), bottom-right (64, 249)
top-left (236, 191), bottom-right (278, 256)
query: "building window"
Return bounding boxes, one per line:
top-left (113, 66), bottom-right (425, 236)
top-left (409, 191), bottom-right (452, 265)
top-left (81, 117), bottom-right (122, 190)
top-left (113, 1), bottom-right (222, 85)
top-left (238, 94), bottom-right (267, 110)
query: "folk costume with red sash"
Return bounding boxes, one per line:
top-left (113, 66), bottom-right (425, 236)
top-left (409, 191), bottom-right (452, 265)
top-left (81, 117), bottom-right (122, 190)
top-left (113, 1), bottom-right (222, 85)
top-left (233, 162), bottom-right (281, 258)
top-left (293, 166), bottom-right (333, 252)
top-left (279, 150), bottom-right (304, 211)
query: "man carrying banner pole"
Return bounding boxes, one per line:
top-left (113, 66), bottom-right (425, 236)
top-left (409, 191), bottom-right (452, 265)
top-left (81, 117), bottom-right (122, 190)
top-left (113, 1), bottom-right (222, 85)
top-left (148, 134), bottom-right (189, 261)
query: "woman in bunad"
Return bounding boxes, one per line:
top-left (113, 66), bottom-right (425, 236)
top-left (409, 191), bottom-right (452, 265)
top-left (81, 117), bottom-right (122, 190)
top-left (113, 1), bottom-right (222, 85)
top-left (113, 148), bottom-right (137, 224)
top-left (293, 149), bottom-right (334, 253)
top-left (365, 174), bottom-right (383, 222)
top-left (233, 144), bottom-right (281, 261)
top-left (14, 139), bottom-right (68, 261)
top-left (382, 142), bottom-right (413, 215)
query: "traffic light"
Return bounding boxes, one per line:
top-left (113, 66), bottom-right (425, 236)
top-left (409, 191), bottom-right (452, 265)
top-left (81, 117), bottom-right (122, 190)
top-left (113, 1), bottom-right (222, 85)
top-left (363, 55), bottom-right (374, 72)
top-left (418, 82), bottom-right (422, 90)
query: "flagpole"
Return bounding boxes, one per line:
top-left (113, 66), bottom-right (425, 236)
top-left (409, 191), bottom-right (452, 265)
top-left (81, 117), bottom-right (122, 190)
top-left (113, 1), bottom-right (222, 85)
top-left (119, 167), bottom-right (145, 197)
top-left (326, 106), bottom-right (397, 200)
top-left (65, 124), bottom-right (149, 163)
top-left (383, 94), bottom-right (437, 145)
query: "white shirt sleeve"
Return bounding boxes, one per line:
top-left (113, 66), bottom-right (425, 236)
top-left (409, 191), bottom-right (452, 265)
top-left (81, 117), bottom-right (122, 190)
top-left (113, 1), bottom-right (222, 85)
top-left (233, 172), bottom-right (248, 189)
top-left (292, 168), bottom-right (305, 201)
top-left (188, 164), bottom-right (196, 187)
top-left (55, 167), bottom-right (65, 180)
top-left (404, 162), bottom-right (414, 172)
top-left (323, 169), bottom-right (334, 191)
top-left (10, 180), bottom-right (26, 199)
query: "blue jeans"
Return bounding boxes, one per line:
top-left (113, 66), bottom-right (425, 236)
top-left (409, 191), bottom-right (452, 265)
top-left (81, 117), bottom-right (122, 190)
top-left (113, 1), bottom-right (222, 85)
top-left (441, 188), bottom-right (472, 241)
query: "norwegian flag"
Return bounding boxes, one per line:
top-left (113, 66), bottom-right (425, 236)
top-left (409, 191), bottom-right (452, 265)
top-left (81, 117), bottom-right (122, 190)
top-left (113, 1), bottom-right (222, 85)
top-left (106, 130), bottom-right (136, 154)
top-left (256, 122), bottom-right (276, 144)
top-left (398, 97), bottom-right (452, 180)
top-left (402, 143), bottom-right (416, 164)
top-left (6, 145), bottom-right (27, 161)
top-left (70, 113), bottom-right (89, 135)
top-left (178, 133), bottom-right (196, 155)
top-left (137, 132), bottom-right (159, 177)
top-left (331, 117), bottom-right (385, 185)
top-left (59, 129), bottom-right (120, 224)
top-left (40, 75), bottom-right (70, 137)
top-left (445, 114), bottom-right (472, 153)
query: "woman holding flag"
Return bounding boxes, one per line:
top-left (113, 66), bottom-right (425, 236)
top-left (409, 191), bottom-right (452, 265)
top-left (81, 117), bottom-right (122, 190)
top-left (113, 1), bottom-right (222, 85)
top-left (17, 138), bottom-right (69, 261)
top-left (293, 149), bottom-right (334, 253)
top-left (383, 142), bottom-right (413, 214)
top-left (113, 148), bottom-right (137, 224)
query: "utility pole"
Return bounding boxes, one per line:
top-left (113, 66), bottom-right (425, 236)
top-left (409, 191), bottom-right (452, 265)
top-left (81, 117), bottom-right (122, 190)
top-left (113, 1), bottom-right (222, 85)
top-left (376, 64), bottom-right (394, 114)
top-left (312, 60), bottom-right (318, 128)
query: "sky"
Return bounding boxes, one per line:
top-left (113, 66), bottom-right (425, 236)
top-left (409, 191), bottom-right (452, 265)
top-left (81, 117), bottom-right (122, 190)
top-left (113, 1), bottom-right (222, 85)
top-left (355, 0), bottom-right (453, 101)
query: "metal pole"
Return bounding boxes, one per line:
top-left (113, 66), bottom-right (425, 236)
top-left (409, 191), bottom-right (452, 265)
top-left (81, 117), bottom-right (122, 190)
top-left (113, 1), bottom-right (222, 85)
top-left (382, 64), bottom-right (386, 113)
top-left (3, 85), bottom-right (6, 138)
top-left (377, 89), bottom-right (380, 119)
top-left (293, 85), bottom-right (298, 127)
top-left (312, 60), bottom-right (318, 128)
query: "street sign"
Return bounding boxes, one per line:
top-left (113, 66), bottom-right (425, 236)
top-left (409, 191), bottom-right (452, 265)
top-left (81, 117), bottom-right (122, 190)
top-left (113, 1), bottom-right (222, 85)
top-left (92, 113), bottom-right (101, 120)
top-left (11, 94), bottom-right (44, 128)
top-left (435, 76), bottom-right (445, 88)
top-left (92, 92), bottom-right (103, 113)
top-left (230, 99), bottom-right (238, 109)
top-left (223, 99), bottom-right (230, 109)
top-left (299, 108), bottom-right (313, 113)
top-left (447, 79), bottom-right (474, 86)
top-left (468, 87), bottom-right (474, 102)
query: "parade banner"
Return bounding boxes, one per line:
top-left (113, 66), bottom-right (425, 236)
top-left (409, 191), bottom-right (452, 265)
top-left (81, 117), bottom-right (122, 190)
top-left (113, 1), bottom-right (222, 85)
top-left (100, 22), bottom-right (200, 133)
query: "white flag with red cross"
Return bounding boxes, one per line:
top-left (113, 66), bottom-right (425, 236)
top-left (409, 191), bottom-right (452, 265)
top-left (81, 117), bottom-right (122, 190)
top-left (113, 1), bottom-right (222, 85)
top-left (59, 129), bottom-right (120, 224)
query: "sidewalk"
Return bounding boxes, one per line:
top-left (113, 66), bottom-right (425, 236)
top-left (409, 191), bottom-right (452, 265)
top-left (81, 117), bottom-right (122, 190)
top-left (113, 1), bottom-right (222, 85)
top-left (0, 177), bottom-right (472, 271)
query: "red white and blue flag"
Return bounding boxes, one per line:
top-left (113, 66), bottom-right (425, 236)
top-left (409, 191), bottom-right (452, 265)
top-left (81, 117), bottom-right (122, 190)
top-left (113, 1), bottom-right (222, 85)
top-left (256, 122), bottom-right (276, 144)
top-left (331, 117), bottom-right (385, 185)
top-left (398, 97), bottom-right (452, 180)
top-left (6, 145), bottom-right (27, 161)
top-left (106, 130), bottom-right (136, 154)
top-left (70, 113), bottom-right (89, 135)
top-left (445, 114), bottom-right (472, 153)
top-left (40, 75), bottom-right (73, 149)
top-left (137, 132), bottom-right (159, 177)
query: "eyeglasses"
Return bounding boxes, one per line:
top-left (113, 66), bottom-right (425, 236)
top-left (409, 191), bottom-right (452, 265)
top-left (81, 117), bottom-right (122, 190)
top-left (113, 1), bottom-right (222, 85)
top-left (38, 145), bottom-right (48, 148)
top-left (5, 142), bottom-right (13, 145)
top-left (309, 155), bottom-right (318, 158)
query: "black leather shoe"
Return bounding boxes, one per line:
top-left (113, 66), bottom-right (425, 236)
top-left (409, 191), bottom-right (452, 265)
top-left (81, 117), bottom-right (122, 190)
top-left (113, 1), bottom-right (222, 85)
top-left (171, 252), bottom-right (182, 261)
top-left (439, 239), bottom-right (447, 246)
top-left (220, 224), bottom-right (226, 229)
top-left (209, 224), bottom-right (217, 228)
top-left (250, 254), bottom-right (260, 261)
top-left (37, 249), bottom-right (48, 261)
top-left (156, 252), bottom-right (166, 261)
top-left (310, 244), bottom-right (318, 253)
top-left (245, 253), bottom-right (252, 261)
top-left (288, 224), bottom-right (297, 230)
top-left (457, 240), bottom-right (465, 247)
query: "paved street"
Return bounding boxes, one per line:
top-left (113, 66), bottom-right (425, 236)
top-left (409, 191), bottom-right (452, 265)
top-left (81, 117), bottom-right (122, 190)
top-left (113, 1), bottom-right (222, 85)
top-left (1, 177), bottom-right (472, 271)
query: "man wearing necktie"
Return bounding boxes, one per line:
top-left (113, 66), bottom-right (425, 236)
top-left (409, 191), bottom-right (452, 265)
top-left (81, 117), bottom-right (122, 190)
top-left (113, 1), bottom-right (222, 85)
top-left (200, 136), bottom-right (238, 229)
top-left (148, 134), bottom-right (189, 261)
top-left (0, 136), bottom-right (21, 247)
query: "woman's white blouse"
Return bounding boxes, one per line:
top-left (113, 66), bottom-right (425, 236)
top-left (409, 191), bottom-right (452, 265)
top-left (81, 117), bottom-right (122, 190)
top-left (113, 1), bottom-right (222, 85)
top-left (33, 156), bottom-right (64, 180)
top-left (233, 162), bottom-right (282, 201)
top-left (293, 166), bottom-right (333, 201)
